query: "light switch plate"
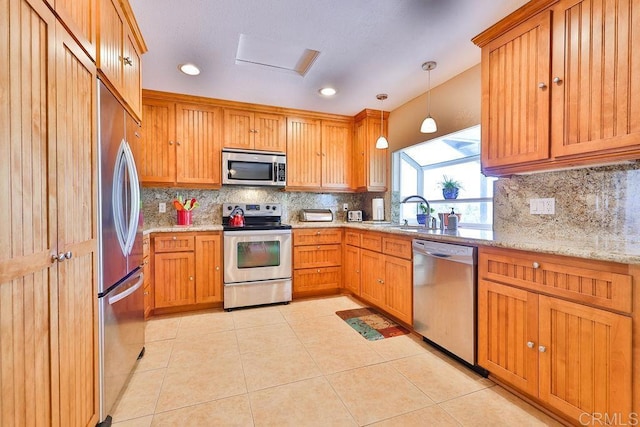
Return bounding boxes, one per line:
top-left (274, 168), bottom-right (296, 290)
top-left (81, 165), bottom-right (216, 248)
top-left (343, 203), bottom-right (348, 211)
top-left (159, 202), bottom-right (166, 213)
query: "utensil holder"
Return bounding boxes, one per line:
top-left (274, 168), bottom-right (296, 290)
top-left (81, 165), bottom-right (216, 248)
top-left (177, 210), bottom-right (192, 226)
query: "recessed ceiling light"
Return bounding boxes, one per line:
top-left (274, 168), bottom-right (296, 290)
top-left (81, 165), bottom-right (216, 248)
top-left (179, 63), bottom-right (200, 76)
top-left (319, 87), bottom-right (337, 96)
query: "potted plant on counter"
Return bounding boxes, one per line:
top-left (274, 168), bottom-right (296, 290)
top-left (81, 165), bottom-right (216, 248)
top-left (439, 175), bottom-right (463, 199)
top-left (416, 203), bottom-right (434, 224)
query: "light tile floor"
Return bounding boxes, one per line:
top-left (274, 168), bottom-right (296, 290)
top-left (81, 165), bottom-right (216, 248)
top-left (111, 295), bottom-right (563, 426)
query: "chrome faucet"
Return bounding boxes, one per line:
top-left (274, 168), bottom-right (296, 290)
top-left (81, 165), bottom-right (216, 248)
top-left (401, 195), bottom-right (431, 228)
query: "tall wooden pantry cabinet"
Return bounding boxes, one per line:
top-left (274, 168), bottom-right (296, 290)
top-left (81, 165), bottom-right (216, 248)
top-left (1, 0), bottom-right (99, 424)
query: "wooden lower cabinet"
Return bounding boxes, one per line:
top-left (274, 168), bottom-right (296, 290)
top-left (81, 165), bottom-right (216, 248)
top-left (292, 228), bottom-right (342, 297)
top-left (478, 247), bottom-right (633, 424)
top-left (195, 234), bottom-right (223, 303)
top-left (343, 244), bottom-right (361, 295)
top-left (293, 267), bottom-right (342, 294)
top-left (359, 243), bottom-right (412, 325)
top-left (360, 249), bottom-right (386, 307)
top-left (151, 232), bottom-right (222, 312)
top-left (154, 251), bottom-right (196, 308)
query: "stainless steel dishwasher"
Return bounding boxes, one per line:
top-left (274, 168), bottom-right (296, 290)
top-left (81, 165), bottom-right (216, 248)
top-left (413, 239), bottom-right (478, 367)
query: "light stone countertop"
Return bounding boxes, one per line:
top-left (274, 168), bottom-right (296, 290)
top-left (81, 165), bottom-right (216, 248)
top-left (144, 222), bottom-right (640, 265)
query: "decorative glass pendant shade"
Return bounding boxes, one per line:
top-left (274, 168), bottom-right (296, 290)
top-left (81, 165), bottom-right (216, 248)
top-left (375, 94), bottom-right (389, 149)
top-left (420, 61), bottom-right (437, 134)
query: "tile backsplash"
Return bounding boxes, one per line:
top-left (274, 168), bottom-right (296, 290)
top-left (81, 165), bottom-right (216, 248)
top-left (142, 187), bottom-right (367, 228)
top-left (493, 162), bottom-right (640, 240)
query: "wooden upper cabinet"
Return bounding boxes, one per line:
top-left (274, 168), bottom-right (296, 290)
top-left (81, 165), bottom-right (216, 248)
top-left (98, 0), bottom-right (124, 90)
top-left (286, 117), bottom-right (353, 191)
top-left (123, 28), bottom-right (142, 117)
top-left (550, 0), bottom-right (640, 158)
top-left (286, 117), bottom-right (323, 188)
top-left (474, 0), bottom-right (640, 174)
top-left (321, 120), bottom-right (352, 190)
top-left (480, 11), bottom-right (551, 170)
top-left (223, 109), bottom-right (286, 152)
top-left (98, 0), bottom-right (146, 119)
top-left (176, 103), bottom-right (222, 185)
top-left (353, 110), bottom-right (387, 192)
top-left (137, 98), bottom-right (176, 184)
top-left (137, 97), bottom-right (222, 187)
top-left (51, 0), bottom-right (97, 60)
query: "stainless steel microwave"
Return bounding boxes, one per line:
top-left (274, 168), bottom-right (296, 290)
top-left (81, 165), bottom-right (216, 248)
top-left (222, 149), bottom-right (286, 187)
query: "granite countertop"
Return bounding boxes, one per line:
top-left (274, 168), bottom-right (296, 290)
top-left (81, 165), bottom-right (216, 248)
top-left (144, 222), bottom-right (640, 264)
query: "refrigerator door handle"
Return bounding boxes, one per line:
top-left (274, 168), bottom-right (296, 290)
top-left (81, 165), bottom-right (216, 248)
top-left (122, 141), bottom-right (140, 255)
top-left (112, 140), bottom-right (129, 256)
top-left (108, 272), bottom-right (144, 305)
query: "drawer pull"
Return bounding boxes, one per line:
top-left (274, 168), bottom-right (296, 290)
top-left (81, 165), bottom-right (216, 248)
top-left (172, 236), bottom-right (177, 240)
top-left (538, 82), bottom-right (547, 89)
top-left (316, 231), bottom-right (321, 235)
top-left (527, 341), bottom-right (535, 349)
top-left (538, 345), bottom-right (547, 353)
top-left (553, 77), bottom-right (562, 84)
top-left (317, 269), bottom-right (320, 273)
top-left (532, 262), bottom-right (540, 269)
top-left (317, 246), bottom-right (321, 249)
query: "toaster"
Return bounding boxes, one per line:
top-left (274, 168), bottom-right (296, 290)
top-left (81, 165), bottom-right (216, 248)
top-left (347, 210), bottom-right (363, 222)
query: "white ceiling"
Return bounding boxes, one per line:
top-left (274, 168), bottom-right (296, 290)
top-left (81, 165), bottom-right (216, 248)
top-left (130, 0), bottom-right (528, 116)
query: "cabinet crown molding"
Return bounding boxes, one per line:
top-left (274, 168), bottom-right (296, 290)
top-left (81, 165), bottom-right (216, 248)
top-left (472, 0), bottom-right (558, 47)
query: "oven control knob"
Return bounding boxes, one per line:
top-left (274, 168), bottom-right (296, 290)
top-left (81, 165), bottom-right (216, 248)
top-left (227, 206), bottom-right (233, 210)
top-left (265, 205), bottom-right (271, 210)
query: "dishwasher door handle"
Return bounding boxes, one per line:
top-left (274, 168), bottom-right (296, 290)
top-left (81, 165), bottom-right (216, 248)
top-left (424, 251), bottom-right (451, 258)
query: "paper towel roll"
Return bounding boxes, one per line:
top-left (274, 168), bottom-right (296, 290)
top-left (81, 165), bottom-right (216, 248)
top-left (372, 198), bottom-right (384, 221)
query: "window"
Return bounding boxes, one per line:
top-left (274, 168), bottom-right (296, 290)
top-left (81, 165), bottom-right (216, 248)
top-left (393, 125), bottom-right (495, 229)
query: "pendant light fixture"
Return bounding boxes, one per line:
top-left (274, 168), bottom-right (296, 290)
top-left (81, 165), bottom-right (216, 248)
top-left (420, 61), bottom-right (437, 133)
top-left (375, 93), bottom-right (389, 149)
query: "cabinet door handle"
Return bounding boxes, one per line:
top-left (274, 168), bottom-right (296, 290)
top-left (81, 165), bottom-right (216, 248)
top-left (189, 276), bottom-right (194, 281)
top-left (144, 291), bottom-right (149, 296)
top-left (123, 56), bottom-right (133, 66)
top-left (64, 251), bottom-right (73, 259)
top-left (317, 269), bottom-right (320, 273)
top-left (553, 77), bottom-right (562, 84)
top-left (532, 262), bottom-right (540, 269)
top-left (538, 345), bottom-right (547, 353)
top-left (538, 82), bottom-right (547, 89)
top-left (216, 266), bottom-right (220, 271)
top-left (169, 140), bottom-right (174, 145)
top-left (526, 341), bottom-right (535, 349)
top-left (51, 254), bottom-right (60, 263)
top-left (176, 141), bottom-right (181, 146)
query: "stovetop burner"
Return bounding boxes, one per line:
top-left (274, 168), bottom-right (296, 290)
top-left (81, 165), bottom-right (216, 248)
top-left (222, 202), bottom-right (291, 231)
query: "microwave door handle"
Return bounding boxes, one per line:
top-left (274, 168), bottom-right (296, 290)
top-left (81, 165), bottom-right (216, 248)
top-left (273, 163), bottom-right (277, 183)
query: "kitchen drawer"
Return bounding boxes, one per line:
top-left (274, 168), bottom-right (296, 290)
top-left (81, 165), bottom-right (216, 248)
top-left (294, 244), bottom-right (342, 269)
top-left (344, 231), bottom-right (361, 247)
top-left (382, 236), bottom-right (412, 260)
top-left (479, 247), bottom-right (632, 313)
top-left (294, 228), bottom-right (342, 246)
top-left (293, 266), bottom-right (342, 293)
top-left (361, 232), bottom-right (382, 252)
top-left (154, 234), bottom-right (195, 252)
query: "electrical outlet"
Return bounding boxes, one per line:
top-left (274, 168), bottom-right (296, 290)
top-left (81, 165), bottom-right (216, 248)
top-left (529, 198), bottom-right (555, 215)
top-left (343, 203), bottom-right (348, 211)
top-left (159, 202), bottom-right (166, 213)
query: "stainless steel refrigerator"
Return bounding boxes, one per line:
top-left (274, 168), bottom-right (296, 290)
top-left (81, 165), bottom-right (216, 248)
top-left (97, 80), bottom-right (145, 424)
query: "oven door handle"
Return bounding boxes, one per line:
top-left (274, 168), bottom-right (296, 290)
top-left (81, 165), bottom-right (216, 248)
top-left (223, 229), bottom-right (292, 237)
top-left (224, 278), bottom-right (291, 287)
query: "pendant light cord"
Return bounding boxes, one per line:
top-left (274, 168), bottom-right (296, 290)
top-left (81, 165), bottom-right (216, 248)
top-left (427, 67), bottom-right (431, 116)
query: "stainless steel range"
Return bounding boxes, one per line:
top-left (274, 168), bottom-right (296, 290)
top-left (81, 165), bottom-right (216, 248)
top-left (222, 203), bottom-right (292, 310)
